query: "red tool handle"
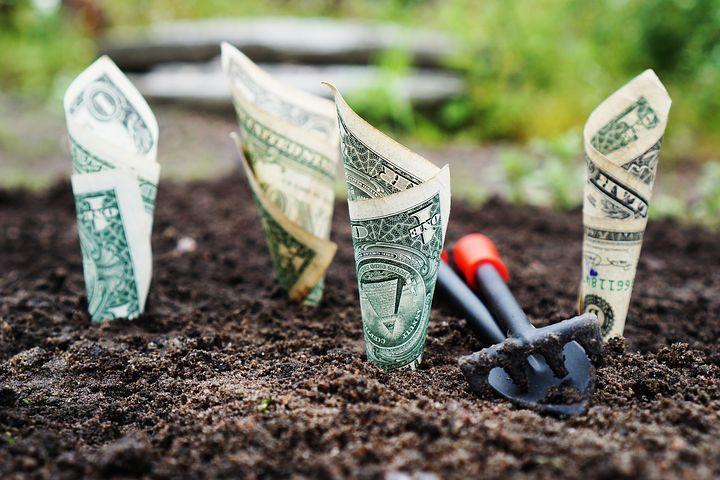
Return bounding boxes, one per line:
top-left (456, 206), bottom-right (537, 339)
top-left (452, 233), bottom-right (510, 289)
top-left (452, 234), bottom-right (534, 339)
top-left (441, 249), bottom-right (449, 264)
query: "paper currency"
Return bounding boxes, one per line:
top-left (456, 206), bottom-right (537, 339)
top-left (221, 43), bottom-right (338, 305)
top-left (578, 69), bottom-right (671, 339)
top-left (327, 84), bottom-right (451, 370)
top-left (64, 56), bottom-right (159, 322)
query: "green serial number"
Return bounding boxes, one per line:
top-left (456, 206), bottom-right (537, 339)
top-left (584, 275), bottom-right (633, 292)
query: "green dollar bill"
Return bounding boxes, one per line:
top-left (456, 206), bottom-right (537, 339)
top-left (328, 83), bottom-right (451, 370)
top-left (71, 171), bottom-right (152, 322)
top-left (65, 56), bottom-right (159, 321)
top-left (70, 136), bottom-right (158, 216)
top-left (352, 194), bottom-right (444, 369)
top-left (231, 133), bottom-right (336, 304)
top-left (579, 69), bottom-right (671, 339)
top-left (65, 57), bottom-right (158, 159)
top-left (221, 42), bottom-right (338, 143)
top-left (252, 188), bottom-right (318, 293)
top-left (222, 44), bottom-right (339, 306)
top-left (338, 113), bottom-right (423, 201)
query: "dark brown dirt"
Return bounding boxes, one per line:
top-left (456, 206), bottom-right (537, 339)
top-left (1, 176), bottom-right (719, 479)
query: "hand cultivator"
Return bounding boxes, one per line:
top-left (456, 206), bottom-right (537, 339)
top-left (438, 234), bottom-right (603, 415)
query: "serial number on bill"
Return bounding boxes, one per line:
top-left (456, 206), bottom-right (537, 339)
top-left (584, 275), bottom-right (633, 292)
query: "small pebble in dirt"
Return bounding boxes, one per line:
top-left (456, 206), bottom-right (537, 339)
top-left (174, 236), bottom-right (198, 255)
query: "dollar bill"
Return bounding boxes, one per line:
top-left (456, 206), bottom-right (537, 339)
top-left (71, 171), bottom-right (152, 321)
top-left (327, 83), bottom-right (451, 370)
top-left (221, 43), bottom-right (339, 305)
top-left (578, 69), bottom-right (671, 339)
top-left (64, 56), bottom-right (159, 321)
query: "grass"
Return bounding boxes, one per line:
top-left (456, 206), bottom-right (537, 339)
top-left (0, 5), bottom-right (94, 99)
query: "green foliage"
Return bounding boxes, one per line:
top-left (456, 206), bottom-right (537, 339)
top-left (690, 161), bottom-right (720, 226)
top-left (536, 131), bottom-right (584, 211)
top-left (317, 0), bottom-right (720, 164)
top-left (649, 193), bottom-right (686, 220)
top-left (2, 0), bottom-right (719, 161)
top-left (0, 1), bottom-right (94, 98)
top-left (435, 0), bottom-right (720, 162)
top-left (255, 397), bottom-right (274, 413)
top-left (498, 130), bottom-right (583, 210)
top-left (346, 48), bottom-right (416, 133)
top-left (98, 0), bottom-right (431, 26)
top-left (498, 148), bottom-right (535, 206)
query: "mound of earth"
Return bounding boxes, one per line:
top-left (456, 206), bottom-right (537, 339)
top-left (1, 176), bottom-right (719, 479)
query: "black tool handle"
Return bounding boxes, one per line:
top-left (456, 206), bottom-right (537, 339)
top-left (437, 262), bottom-right (505, 345)
top-left (474, 263), bottom-right (534, 338)
top-left (451, 233), bottom-right (535, 339)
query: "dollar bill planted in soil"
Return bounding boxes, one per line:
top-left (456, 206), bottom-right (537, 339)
top-left (327, 83), bottom-right (451, 370)
top-left (579, 69), bottom-right (671, 339)
top-left (221, 43), bottom-right (338, 306)
top-left (64, 56), bottom-right (159, 322)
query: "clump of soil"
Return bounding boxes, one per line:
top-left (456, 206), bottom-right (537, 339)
top-left (1, 176), bottom-right (720, 479)
top-left (541, 382), bottom-right (584, 405)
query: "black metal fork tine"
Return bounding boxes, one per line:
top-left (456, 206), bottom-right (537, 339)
top-left (537, 339), bottom-right (569, 379)
top-left (458, 351), bottom-right (490, 394)
top-left (551, 317), bottom-right (603, 364)
top-left (504, 357), bottom-right (530, 391)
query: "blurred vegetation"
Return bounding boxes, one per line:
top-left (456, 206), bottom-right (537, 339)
top-left (346, 49), bottom-right (417, 133)
top-left (1, 0), bottom-right (719, 164)
top-left (499, 131), bottom-right (584, 211)
top-left (689, 161), bottom-right (720, 226)
top-left (437, 0), bottom-right (720, 166)
top-left (2, 0), bottom-right (720, 223)
top-left (495, 134), bottom-right (720, 225)
top-left (0, 0), bottom-right (94, 98)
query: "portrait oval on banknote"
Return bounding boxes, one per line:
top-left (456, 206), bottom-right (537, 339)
top-left (351, 194), bottom-right (443, 369)
top-left (357, 254), bottom-right (429, 369)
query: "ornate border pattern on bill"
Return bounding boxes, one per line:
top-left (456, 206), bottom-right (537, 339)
top-left (64, 56), bottom-right (159, 322)
top-left (579, 69), bottom-right (671, 339)
top-left (327, 83), bottom-right (451, 370)
top-left (221, 43), bottom-right (339, 306)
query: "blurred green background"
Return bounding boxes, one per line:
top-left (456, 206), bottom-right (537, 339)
top-left (3, 0), bottom-right (720, 159)
top-left (1, 0), bottom-right (720, 222)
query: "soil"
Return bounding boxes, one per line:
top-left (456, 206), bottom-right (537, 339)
top-left (1, 176), bottom-right (719, 479)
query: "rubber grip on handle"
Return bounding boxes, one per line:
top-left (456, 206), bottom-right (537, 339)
top-left (475, 263), bottom-right (533, 337)
top-left (436, 262), bottom-right (505, 345)
top-left (452, 234), bottom-right (509, 289)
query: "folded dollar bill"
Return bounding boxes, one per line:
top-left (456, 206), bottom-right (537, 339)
top-left (327, 84), bottom-right (451, 370)
top-left (579, 70), bottom-right (671, 339)
top-left (64, 56), bottom-right (159, 322)
top-left (221, 43), bottom-right (338, 305)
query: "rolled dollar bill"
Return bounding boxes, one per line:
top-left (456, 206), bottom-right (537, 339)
top-left (327, 84), bottom-right (451, 370)
top-left (221, 43), bottom-right (338, 305)
top-left (64, 56), bottom-right (159, 321)
top-left (579, 69), bottom-right (671, 339)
